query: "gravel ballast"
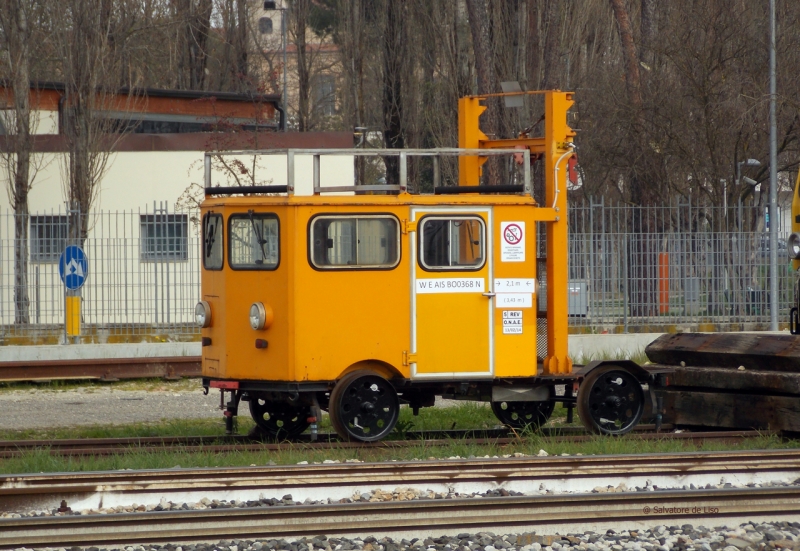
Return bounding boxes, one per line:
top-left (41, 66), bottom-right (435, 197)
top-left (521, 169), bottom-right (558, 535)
top-left (6, 521), bottom-right (800, 551)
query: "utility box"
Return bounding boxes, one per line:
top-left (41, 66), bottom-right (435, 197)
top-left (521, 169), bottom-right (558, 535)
top-left (537, 279), bottom-right (587, 316)
top-left (684, 277), bottom-right (700, 315)
top-left (568, 280), bottom-right (588, 317)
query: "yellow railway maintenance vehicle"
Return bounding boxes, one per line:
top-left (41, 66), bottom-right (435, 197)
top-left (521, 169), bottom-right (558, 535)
top-left (198, 90), bottom-right (653, 442)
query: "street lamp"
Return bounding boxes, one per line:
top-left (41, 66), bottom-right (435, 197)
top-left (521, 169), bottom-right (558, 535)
top-left (264, 1), bottom-right (288, 132)
top-left (736, 158), bottom-right (762, 189)
top-left (732, 158), bottom-right (761, 217)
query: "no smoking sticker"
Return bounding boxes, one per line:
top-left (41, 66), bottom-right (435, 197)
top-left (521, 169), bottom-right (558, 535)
top-left (500, 221), bottom-right (525, 262)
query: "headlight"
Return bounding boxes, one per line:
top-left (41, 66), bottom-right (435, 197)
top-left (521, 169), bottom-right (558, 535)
top-left (250, 302), bottom-right (267, 330)
top-left (195, 301), bottom-right (212, 328)
top-left (789, 233), bottom-right (800, 259)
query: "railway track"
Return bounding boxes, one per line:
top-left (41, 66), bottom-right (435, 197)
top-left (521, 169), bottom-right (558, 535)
top-left (3, 449), bottom-right (799, 516)
top-left (2, 484), bottom-right (799, 548)
top-left (0, 425), bottom-right (767, 458)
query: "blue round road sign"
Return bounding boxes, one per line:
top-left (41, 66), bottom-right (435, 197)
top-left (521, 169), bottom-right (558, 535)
top-left (59, 246), bottom-right (88, 290)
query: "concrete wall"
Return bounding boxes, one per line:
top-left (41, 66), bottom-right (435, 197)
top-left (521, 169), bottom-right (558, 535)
top-left (0, 333), bottom-right (666, 363)
top-left (1, 151), bottom-right (355, 214)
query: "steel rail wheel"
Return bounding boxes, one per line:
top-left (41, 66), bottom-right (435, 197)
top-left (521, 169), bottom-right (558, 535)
top-left (248, 395), bottom-right (310, 439)
top-left (329, 370), bottom-right (399, 442)
top-left (577, 365), bottom-right (644, 435)
top-left (491, 399), bottom-right (555, 430)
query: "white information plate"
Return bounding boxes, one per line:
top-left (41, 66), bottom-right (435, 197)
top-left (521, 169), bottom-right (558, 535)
top-left (416, 278), bottom-right (485, 294)
top-left (502, 310), bottom-right (523, 335)
top-left (494, 278), bottom-right (535, 293)
top-left (495, 293), bottom-right (533, 308)
top-left (500, 221), bottom-right (525, 262)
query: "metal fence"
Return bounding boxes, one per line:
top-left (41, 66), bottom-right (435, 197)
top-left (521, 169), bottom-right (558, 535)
top-left (0, 204), bottom-right (201, 343)
top-left (565, 197), bottom-right (793, 331)
top-left (0, 198), bottom-right (794, 343)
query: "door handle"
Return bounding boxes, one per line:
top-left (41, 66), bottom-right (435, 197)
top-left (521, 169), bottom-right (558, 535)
top-left (482, 292), bottom-right (496, 298)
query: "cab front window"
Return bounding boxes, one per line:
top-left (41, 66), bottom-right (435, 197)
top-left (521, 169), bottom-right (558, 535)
top-left (229, 212), bottom-right (279, 270)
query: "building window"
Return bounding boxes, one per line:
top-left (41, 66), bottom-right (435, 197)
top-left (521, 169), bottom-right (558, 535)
top-left (419, 216), bottom-right (485, 271)
top-left (313, 74), bottom-right (336, 117)
top-left (310, 215), bottom-right (400, 270)
top-left (259, 16), bottom-right (273, 34)
top-left (140, 214), bottom-right (188, 261)
top-left (30, 215), bottom-right (69, 263)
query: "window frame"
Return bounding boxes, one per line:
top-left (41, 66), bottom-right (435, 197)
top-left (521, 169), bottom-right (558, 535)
top-left (227, 212), bottom-right (280, 271)
top-left (417, 215), bottom-right (486, 272)
top-left (202, 212), bottom-right (224, 271)
top-left (258, 16), bottom-right (273, 34)
top-left (139, 213), bottom-right (189, 262)
top-left (30, 214), bottom-right (69, 264)
top-left (308, 213), bottom-right (401, 271)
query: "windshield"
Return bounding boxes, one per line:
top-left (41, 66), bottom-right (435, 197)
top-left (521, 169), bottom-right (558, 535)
top-left (229, 212), bottom-right (279, 270)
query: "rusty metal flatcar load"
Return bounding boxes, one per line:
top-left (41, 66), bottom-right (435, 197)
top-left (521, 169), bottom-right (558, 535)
top-left (0, 357), bottom-right (201, 382)
top-left (645, 333), bottom-right (800, 372)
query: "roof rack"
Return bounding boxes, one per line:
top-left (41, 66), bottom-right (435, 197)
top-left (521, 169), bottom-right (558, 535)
top-left (203, 148), bottom-right (532, 197)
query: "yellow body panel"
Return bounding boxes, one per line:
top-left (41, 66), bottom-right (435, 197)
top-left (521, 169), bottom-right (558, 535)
top-left (492, 206), bottom-right (540, 378)
top-left (412, 209), bottom-right (493, 377)
top-left (201, 90), bottom-right (575, 384)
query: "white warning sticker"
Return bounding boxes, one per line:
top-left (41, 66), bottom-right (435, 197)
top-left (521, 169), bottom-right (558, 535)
top-left (494, 278), bottom-right (535, 293)
top-left (416, 278), bottom-right (485, 294)
top-left (495, 293), bottom-right (533, 308)
top-left (500, 221), bottom-right (525, 262)
top-left (502, 310), bottom-right (523, 334)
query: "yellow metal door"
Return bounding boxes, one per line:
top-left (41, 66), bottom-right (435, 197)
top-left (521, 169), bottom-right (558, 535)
top-left (411, 208), bottom-right (493, 378)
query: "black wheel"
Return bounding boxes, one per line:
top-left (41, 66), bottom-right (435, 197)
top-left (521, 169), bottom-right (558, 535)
top-left (248, 394), bottom-right (310, 439)
top-left (329, 370), bottom-right (399, 442)
top-left (491, 399), bottom-right (555, 430)
top-left (577, 365), bottom-right (645, 435)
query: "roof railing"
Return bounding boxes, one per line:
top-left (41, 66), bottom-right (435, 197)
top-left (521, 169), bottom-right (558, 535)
top-left (203, 147), bottom-right (531, 197)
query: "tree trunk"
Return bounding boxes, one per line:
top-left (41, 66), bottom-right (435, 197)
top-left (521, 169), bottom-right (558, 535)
top-left (465, 0), bottom-right (499, 185)
top-left (0, 1), bottom-right (34, 323)
top-left (541, 0), bottom-right (560, 89)
top-left (189, 0), bottom-right (212, 90)
top-left (235, 0), bottom-right (249, 89)
top-left (382, 0), bottom-right (405, 186)
top-left (640, 0), bottom-right (656, 67)
top-left (291, 0), bottom-right (311, 131)
top-left (610, 0), bottom-right (643, 112)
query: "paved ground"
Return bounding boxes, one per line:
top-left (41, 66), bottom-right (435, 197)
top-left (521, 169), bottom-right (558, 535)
top-left (0, 384), bottom-right (222, 431)
top-left (0, 384), bottom-right (463, 432)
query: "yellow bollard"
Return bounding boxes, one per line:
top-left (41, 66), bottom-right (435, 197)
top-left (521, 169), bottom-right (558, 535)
top-left (66, 296), bottom-right (81, 336)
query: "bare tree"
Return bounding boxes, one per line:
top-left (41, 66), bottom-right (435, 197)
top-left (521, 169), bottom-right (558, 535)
top-left (0, 0), bottom-right (39, 323)
top-left (174, 0), bottom-right (213, 90)
top-left (464, 0), bottom-right (499, 185)
top-left (52, 0), bottom-right (132, 240)
top-left (540, 0), bottom-right (562, 89)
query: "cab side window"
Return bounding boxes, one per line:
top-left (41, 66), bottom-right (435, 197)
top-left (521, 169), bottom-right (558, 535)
top-left (420, 216), bottom-right (484, 271)
top-left (203, 213), bottom-right (223, 270)
top-left (310, 215), bottom-right (400, 269)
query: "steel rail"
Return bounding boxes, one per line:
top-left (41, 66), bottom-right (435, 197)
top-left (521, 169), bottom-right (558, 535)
top-left (2, 486), bottom-right (799, 549)
top-left (0, 356), bottom-right (201, 382)
top-left (3, 448), bottom-right (799, 515)
top-left (0, 427), bottom-right (761, 459)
